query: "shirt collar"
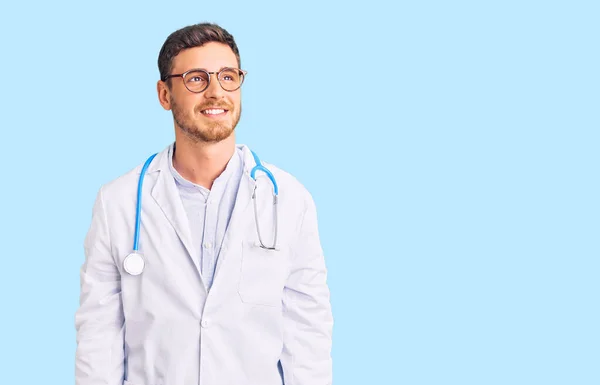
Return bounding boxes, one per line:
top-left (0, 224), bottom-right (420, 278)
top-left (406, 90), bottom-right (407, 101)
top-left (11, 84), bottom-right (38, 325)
top-left (167, 142), bottom-right (242, 191)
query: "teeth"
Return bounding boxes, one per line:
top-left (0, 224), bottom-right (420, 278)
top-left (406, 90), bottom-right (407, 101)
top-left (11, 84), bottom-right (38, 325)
top-left (202, 109), bottom-right (225, 115)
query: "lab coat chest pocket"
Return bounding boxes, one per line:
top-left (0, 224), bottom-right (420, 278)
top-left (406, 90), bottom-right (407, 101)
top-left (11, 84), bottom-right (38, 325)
top-left (238, 240), bottom-right (289, 307)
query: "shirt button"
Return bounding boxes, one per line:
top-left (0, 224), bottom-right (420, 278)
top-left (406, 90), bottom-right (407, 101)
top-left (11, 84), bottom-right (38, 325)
top-left (201, 320), bottom-right (209, 328)
top-left (204, 242), bottom-right (212, 249)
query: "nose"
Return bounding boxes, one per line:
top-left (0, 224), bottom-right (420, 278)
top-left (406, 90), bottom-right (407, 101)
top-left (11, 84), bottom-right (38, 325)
top-left (203, 73), bottom-right (225, 99)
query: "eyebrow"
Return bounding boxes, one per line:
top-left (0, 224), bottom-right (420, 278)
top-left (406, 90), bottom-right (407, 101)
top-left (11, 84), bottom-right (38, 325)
top-left (193, 66), bottom-right (234, 72)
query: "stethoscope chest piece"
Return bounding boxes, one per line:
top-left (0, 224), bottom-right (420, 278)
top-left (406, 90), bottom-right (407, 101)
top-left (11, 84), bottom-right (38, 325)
top-left (123, 252), bottom-right (145, 275)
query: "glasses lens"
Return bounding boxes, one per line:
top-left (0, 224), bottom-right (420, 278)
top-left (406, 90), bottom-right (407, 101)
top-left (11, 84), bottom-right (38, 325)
top-left (184, 70), bottom-right (210, 92)
top-left (218, 68), bottom-right (243, 91)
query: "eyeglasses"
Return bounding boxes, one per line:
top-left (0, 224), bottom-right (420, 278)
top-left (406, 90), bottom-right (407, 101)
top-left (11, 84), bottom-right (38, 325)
top-left (162, 67), bottom-right (247, 93)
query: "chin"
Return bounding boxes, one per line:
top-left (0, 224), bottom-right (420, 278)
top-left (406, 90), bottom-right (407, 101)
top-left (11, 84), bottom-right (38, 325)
top-left (199, 126), bottom-right (235, 143)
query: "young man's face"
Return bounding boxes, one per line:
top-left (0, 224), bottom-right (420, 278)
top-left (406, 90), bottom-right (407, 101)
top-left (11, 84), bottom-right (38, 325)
top-left (160, 42), bottom-right (242, 143)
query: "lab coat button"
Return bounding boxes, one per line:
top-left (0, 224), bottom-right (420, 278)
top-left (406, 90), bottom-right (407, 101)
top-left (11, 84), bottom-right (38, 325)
top-left (201, 320), bottom-right (209, 328)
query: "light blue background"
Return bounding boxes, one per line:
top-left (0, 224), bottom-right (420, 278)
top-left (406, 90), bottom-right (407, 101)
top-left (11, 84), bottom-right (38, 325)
top-left (0, 1), bottom-right (598, 384)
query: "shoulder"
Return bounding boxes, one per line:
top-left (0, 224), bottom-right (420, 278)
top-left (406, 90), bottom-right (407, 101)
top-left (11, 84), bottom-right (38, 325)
top-left (97, 146), bottom-right (169, 205)
top-left (96, 149), bottom-right (165, 209)
top-left (259, 159), bottom-right (316, 212)
top-left (91, 164), bottom-right (143, 213)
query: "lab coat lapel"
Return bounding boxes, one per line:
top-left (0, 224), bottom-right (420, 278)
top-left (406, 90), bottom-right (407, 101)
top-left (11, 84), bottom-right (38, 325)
top-left (149, 150), bottom-right (202, 281)
top-left (211, 147), bottom-right (256, 283)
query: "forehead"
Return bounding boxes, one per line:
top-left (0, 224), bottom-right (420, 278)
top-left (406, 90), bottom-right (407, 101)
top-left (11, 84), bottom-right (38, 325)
top-left (171, 42), bottom-right (238, 73)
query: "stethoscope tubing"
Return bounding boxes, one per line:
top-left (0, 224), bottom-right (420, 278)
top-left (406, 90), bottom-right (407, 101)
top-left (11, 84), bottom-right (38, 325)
top-left (133, 152), bottom-right (158, 252)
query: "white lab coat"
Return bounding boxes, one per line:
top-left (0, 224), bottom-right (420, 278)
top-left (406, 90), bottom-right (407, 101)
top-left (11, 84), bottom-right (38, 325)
top-left (75, 144), bottom-right (333, 385)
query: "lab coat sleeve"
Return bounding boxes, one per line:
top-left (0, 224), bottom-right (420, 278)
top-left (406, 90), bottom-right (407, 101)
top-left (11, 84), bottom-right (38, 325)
top-left (280, 194), bottom-right (334, 385)
top-left (75, 188), bottom-right (125, 385)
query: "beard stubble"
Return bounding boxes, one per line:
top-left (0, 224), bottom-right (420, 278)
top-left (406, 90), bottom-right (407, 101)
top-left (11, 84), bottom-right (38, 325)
top-left (171, 97), bottom-right (241, 143)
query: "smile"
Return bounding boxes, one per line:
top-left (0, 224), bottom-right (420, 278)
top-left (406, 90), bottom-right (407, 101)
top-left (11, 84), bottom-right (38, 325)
top-left (201, 108), bottom-right (228, 116)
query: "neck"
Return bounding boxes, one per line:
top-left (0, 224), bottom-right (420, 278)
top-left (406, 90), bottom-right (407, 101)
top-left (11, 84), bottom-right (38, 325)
top-left (172, 133), bottom-right (236, 190)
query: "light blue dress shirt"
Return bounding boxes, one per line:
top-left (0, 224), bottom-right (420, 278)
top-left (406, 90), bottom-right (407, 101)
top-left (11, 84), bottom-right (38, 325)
top-left (167, 143), bottom-right (244, 290)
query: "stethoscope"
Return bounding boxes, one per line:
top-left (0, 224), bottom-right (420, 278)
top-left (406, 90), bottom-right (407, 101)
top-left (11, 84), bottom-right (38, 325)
top-left (123, 150), bottom-right (279, 276)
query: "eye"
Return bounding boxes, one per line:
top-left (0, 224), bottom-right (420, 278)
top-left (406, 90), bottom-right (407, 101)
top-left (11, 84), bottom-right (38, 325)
top-left (185, 71), bottom-right (209, 84)
top-left (219, 70), bottom-right (240, 83)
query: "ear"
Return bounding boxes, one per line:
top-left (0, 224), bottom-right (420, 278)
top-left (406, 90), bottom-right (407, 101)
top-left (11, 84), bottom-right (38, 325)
top-left (157, 80), bottom-right (172, 110)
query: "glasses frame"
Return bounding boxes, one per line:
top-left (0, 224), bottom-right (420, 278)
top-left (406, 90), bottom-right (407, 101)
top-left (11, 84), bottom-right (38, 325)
top-left (162, 67), bottom-right (247, 93)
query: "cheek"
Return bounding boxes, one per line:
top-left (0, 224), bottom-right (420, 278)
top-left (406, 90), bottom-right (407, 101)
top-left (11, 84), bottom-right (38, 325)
top-left (175, 95), bottom-right (201, 114)
top-left (231, 94), bottom-right (242, 110)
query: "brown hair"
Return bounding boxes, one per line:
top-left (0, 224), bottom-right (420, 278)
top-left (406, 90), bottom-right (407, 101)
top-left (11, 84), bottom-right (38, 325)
top-left (158, 23), bottom-right (241, 83)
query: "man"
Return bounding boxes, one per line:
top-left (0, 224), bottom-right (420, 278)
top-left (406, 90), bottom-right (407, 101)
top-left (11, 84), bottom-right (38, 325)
top-left (75, 23), bottom-right (333, 385)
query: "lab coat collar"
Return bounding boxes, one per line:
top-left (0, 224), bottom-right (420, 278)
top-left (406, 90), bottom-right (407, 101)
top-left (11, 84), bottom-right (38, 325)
top-left (145, 142), bottom-right (259, 174)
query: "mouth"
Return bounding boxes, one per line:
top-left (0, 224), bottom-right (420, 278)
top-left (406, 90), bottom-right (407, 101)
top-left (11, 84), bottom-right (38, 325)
top-left (200, 108), bottom-right (229, 118)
